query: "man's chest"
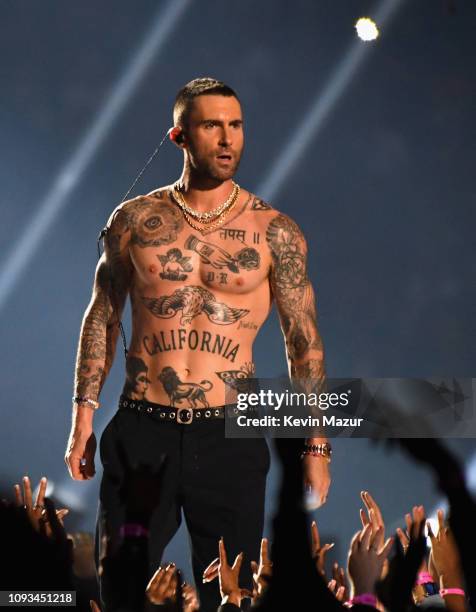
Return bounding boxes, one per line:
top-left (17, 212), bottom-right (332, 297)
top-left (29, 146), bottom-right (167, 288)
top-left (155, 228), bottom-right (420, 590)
top-left (129, 224), bottom-right (271, 296)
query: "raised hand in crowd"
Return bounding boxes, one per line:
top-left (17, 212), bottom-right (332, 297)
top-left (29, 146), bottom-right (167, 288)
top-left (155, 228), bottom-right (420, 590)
top-left (359, 489), bottom-right (392, 588)
top-left (13, 475), bottom-right (69, 537)
top-left (395, 505), bottom-right (426, 557)
top-left (201, 537), bottom-right (252, 607)
top-left (397, 438), bottom-right (475, 608)
top-left (395, 505), bottom-right (433, 605)
top-left (360, 491), bottom-right (385, 543)
top-left (217, 537), bottom-right (251, 608)
top-left (427, 509), bottom-right (466, 612)
top-left (328, 576), bottom-right (347, 603)
top-left (146, 564), bottom-right (199, 611)
top-left (181, 583), bottom-right (200, 612)
top-left (3, 494), bottom-right (74, 590)
top-left (329, 562), bottom-right (348, 603)
top-left (376, 503), bottom-right (427, 612)
top-left (310, 520), bottom-right (334, 579)
top-left (146, 563), bottom-right (178, 606)
top-left (347, 523), bottom-right (393, 603)
top-left (250, 537), bottom-right (273, 604)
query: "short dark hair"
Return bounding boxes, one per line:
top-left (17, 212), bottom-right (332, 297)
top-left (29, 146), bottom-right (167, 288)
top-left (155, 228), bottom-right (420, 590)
top-left (173, 77), bottom-right (239, 128)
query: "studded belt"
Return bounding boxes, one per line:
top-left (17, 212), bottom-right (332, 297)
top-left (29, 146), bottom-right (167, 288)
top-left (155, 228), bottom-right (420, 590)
top-left (118, 395), bottom-right (241, 425)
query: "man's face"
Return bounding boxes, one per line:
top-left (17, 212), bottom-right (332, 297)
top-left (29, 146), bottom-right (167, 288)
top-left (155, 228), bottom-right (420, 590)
top-left (135, 372), bottom-right (150, 396)
top-left (184, 94), bottom-right (244, 182)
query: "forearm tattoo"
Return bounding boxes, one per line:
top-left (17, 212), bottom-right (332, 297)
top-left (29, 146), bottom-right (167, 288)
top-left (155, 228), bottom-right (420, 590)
top-left (266, 213), bottom-right (326, 393)
top-left (74, 207), bottom-right (131, 399)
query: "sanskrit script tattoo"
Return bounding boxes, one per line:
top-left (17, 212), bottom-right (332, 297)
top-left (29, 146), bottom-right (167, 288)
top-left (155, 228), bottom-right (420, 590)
top-left (185, 235), bottom-right (260, 272)
top-left (122, 356), bottom-right (151, 400)
top-left (158, 366), bottom-right (213, 408)
top-left (129, 198), bottom-right (184, 247)
top-left (218, 228), bottom-right (247, 243)
top-left (266, 214), bottom-right (325, 390)
top-left (141, 286), bottom-right (249, 326)
top-left (158, 248), bottom-right (193, 281)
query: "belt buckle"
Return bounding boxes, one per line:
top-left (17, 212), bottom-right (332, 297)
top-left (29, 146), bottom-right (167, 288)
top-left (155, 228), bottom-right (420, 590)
top-left (176, 407), bottom-right (193, 425)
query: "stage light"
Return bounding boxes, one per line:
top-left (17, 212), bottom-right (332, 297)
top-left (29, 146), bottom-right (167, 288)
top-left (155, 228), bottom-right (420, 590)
top-left (355, 17), bottom-right (380, 41)
top-left (257, 0), bottom-right (404, 202)
top-left (0, 0), bottom-right (191, 313)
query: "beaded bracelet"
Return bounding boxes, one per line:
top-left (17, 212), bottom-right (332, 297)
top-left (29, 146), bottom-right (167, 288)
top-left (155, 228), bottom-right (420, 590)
top-left (72, 395), bottom-right (100, 410)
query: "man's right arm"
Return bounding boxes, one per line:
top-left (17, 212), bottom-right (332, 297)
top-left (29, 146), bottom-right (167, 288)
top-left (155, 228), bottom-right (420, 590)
top-left (65, 206), bottom-right (132, 480)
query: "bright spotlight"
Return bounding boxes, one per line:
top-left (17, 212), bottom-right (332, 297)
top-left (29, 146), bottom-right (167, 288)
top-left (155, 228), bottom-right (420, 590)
top-left (355, 17), bottom-right (380, 41)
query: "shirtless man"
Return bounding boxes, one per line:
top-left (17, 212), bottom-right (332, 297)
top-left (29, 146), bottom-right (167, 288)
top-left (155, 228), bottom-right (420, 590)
top-left (65, 78), bottom-right (331, 611)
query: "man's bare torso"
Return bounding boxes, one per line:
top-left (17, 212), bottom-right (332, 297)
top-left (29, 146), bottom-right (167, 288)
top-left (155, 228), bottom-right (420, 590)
top-left (116, 186), bottom-right (278, 407)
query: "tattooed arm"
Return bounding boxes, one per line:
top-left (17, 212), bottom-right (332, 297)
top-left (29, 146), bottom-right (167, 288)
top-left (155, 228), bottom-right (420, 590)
top-left (65, 206), bottom-right (132, 481)
top-left (266, 212), bottom-right (330, 506)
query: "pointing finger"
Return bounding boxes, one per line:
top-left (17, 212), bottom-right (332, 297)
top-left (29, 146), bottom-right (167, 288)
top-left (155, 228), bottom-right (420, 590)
top-left (35, 477), bottom-right (48, 508)
top-left (231, 551), bottom-right (244, 572)
top-left (260, 538), bottom-right (270, 566)
top-left (437, 509), bottom-right (445, 532)
top-left (13, 484), bottom-right (22, 507)
top-left (311, 521), bottom-right (320, 552)
top-left (218, 537), bottom-right (227, 567)
top-left (22, 476), bottom-right (33, 509)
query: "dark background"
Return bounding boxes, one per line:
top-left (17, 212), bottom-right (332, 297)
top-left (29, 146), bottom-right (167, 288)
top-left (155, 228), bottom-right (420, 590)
top-left (0, 0), bottom-right (474, 580)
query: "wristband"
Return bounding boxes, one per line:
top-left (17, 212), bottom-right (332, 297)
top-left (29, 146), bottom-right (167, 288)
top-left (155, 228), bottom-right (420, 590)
top-left (301, 442), bottom-right (332, 462)
top-left (73, 395), bottom-right (100, 410)
top-left (417, 572), bottom-right (434, 585)
top-left (345, 593), bottom-right (377, 608)
top-left (119, 523), bottom-right (150, 538)
top-left (440, 588), bottom-right (465, 598)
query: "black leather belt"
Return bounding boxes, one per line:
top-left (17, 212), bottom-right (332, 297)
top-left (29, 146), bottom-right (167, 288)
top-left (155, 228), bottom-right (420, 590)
top-left (118, 395), bottom-right (241, 424)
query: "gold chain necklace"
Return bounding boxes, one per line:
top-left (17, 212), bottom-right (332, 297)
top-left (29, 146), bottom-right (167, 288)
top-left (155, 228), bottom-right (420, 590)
top-left (182, 190), bottom-right (240, 232)
top-left (172, 181), bottom-right (239, 221)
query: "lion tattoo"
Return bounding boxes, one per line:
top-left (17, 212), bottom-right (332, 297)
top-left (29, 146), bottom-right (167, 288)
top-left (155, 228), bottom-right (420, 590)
top-left (158, 366), bottom-right (213, 408)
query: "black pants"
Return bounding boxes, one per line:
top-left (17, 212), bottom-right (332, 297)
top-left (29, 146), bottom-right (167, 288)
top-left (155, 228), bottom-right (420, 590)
top-left (95, 399), bottom-right (270, 612)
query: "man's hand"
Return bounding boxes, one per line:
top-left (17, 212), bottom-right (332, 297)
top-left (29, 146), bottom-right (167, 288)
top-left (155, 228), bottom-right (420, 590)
top-left (146, 564), bottom-right (178, 606)
top-left (347, 523), bottom-right (393, 597)
top-left (310, 520), bottom-right (334, 578)
top-left (217, 538), bottom-right (251, 607)
top-left (250, 537), bottom-right (273, 603)
top-left (360, 490), bottom-right (386, 556)
top-left (427, 509), bottom-right (463, 588)
top-left (302, 454), bottom-right (331, 508)
top-left (65, 424), bottom-right (96, 480)
top-left (13, 475), bottom-right (69, 535)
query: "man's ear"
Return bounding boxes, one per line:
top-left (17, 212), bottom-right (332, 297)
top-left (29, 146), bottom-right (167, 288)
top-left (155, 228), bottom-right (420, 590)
top-left (169, 126), bottom-right (186, 147)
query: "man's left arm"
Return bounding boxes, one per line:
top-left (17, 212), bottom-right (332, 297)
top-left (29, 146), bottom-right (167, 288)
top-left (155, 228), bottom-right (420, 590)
top-left (266, 212), bottom-right (331, 506)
